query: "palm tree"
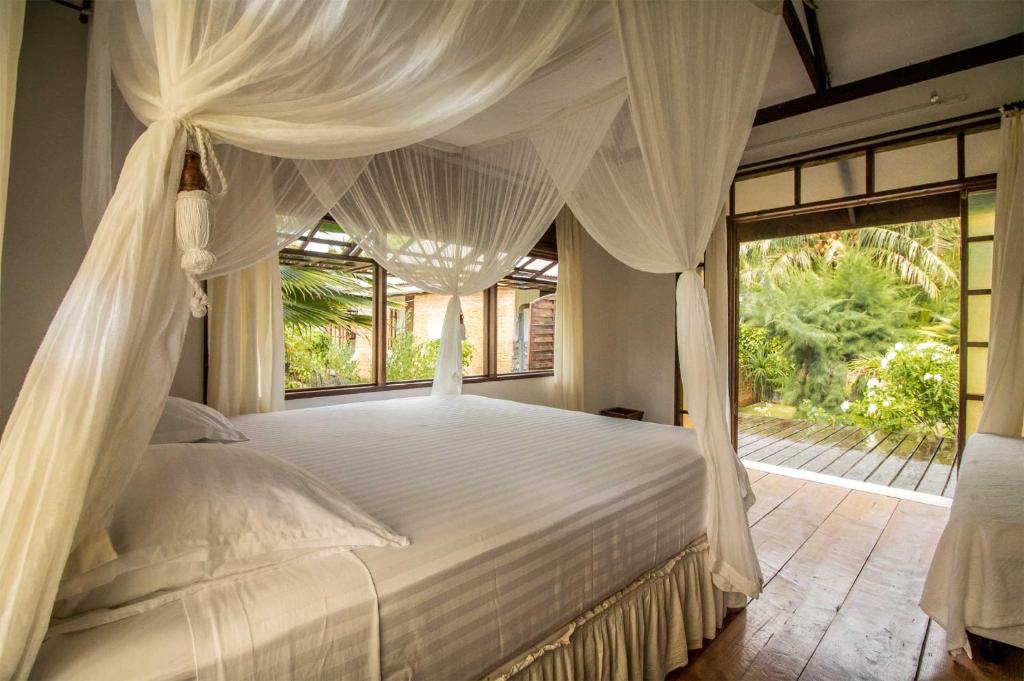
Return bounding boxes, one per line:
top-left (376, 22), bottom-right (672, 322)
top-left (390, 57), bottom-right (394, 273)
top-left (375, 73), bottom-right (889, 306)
top-left (740, 218), bottom-right (959, 300)
top-left (280, 265), bottom-right (373, 330)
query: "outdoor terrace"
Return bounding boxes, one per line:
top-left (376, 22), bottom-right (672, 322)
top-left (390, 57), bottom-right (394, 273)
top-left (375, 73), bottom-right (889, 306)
top-left (738, 413), bottom-right (958, 499)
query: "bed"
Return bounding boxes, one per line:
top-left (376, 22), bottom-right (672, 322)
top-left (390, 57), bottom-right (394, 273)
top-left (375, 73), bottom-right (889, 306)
top-left (920, 432), bottom-right (1024, 656)
top-left (33, 396), bottom-right (720, 680)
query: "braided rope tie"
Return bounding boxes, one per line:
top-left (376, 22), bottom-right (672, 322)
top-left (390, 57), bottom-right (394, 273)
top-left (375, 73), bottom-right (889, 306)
top-left (175, 122), bottom-right (226, 317)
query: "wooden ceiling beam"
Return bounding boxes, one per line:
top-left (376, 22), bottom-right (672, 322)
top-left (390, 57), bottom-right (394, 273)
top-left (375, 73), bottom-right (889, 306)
top-left (783, 0), bottom-right (826, 92)
top-left (755, 32), bottom-right (1024, 127)
top-left (803, 2), bottom-right (830, 91)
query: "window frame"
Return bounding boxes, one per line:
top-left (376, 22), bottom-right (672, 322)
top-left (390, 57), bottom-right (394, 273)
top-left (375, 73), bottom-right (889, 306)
top-left (282, 225), bottom-right (557, 400)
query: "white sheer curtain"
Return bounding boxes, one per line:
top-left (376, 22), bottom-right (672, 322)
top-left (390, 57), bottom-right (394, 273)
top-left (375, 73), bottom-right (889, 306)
top-left (320, 140), bottom-right (565, 394)
top-left (978, 110), bottom-right (1024, 437)
top-left (554, 206), bottom-right (584, 410)
top-left (535, 0), bottom-right (780, 599)
top-left (207, 255), bottom-right (285, 417)
top-left (0, 1), bottom-right (589, 675)
top-left (0, 0), bottom-right (24, 288)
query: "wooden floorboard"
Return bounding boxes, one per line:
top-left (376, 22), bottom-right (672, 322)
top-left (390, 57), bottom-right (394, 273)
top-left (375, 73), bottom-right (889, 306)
top-left (737, 416), bottom-right (956, 499)
top-left (668, 474), bottom-right (1022, 681)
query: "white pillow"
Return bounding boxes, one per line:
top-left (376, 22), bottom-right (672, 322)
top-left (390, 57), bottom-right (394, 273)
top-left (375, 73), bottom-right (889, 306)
top-left (55, 443), bottom-right (407, 617)
top-left (150, 397), bottom-right (247, 444)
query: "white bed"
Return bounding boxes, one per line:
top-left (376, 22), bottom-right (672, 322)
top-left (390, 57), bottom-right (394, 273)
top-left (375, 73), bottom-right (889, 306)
top-left (34, 396), bottom-right (712, 680)
top-left (920, 432), bottom-right (1024, 655)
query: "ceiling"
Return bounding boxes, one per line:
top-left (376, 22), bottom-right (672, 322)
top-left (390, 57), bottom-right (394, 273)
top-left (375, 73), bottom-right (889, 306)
top-left (436, 0), bottom-right (1023, 149)
top-left (760, 0), bottom-right (1024, 107)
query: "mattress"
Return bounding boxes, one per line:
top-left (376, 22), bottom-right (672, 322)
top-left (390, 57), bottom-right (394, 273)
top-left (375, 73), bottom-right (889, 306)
top-left (34, 395), bottom-right (707, 680)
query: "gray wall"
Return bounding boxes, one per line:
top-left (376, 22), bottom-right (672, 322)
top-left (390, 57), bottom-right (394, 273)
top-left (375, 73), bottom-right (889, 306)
top-left (0, 2), bottom-right (203, 428)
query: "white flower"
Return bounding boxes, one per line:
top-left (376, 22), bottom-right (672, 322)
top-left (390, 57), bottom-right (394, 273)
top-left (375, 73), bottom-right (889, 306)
top-left (840, 400), bottom-right (851, 412)
top-left (868, 378), bottom-right (881, 388)
top-left (867, 403), bottom-right (878, 414)
top-left (881, 357), bottom-right (890, 369)
top-left (916, 341), bottom-right (937, 350)
top-left (934, 374), bottom-right (943, 382)
top-left (882, 400), bottom-right (891, 407)
top-left (895, 342), bottom-right (905, 351)
top-left (868, 391), bottom-right (876, 399)
top-left (886, 350), bottom-right (897, 361)
top-left (931, 353), bottom-right (942, 361)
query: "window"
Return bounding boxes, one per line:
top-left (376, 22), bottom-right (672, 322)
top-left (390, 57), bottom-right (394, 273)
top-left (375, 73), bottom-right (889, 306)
top-left (282, 220), bottom-right (558, 397)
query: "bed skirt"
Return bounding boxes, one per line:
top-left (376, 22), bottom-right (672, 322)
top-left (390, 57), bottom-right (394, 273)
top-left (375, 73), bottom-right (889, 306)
top-left (485, 537), bottom-right (725, 681)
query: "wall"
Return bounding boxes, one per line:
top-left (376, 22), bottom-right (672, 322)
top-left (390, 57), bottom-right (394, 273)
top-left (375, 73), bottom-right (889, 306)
top-left (581, 232), bottom-right (677, 425)
top-left (0, 2), bottom-right (203, 428)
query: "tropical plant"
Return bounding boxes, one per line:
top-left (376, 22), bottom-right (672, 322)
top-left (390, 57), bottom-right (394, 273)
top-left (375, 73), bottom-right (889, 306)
top-left (840, 341), bottom-right (959, 435)
top-left (743, 251), bottom-right (921, 415)
top-left (280, 265), bottom-right (373, 330)
top-left (738, 324), bottom-right (791, 402)
top-left (740, 218), bottom-right (960, 301)
top-left (284, 326), bottom-right (364, 389)
top-left (385, 331), bottom-right (474, 381)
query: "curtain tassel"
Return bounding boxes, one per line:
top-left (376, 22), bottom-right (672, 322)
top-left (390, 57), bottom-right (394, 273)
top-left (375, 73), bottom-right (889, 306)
top-left (175, 141), bottom-right (220, 317)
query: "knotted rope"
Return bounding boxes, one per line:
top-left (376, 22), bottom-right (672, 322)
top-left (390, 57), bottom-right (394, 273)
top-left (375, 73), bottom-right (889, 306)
top-left (175, 121), bottom-right (226, 317)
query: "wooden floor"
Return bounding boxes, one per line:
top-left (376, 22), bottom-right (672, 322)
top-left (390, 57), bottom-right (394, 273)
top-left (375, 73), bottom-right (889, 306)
top-left (668, 471), bottom-right (1023, 681)
top-left (738, 414), bottom-right (958, 499)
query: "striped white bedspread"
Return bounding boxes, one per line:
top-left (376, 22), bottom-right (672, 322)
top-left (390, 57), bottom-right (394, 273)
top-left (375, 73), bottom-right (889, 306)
top-left (237, 395), bottom-right (707, 680)
top-left (34, 396), bottom-right (706, 681)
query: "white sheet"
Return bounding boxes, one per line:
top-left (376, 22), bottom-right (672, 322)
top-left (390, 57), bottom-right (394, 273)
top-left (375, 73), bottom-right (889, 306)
top-left (34, 396), bottom-right (707, 680)
top-left (920, 433), bottom-right (1024, 654)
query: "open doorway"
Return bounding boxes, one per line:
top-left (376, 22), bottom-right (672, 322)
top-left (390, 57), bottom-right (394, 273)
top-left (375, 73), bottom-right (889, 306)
top-left (736, 215), bottom-right (962, 496)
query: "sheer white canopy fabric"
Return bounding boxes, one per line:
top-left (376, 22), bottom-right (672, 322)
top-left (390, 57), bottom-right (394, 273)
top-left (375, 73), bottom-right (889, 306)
top-left (0, 1), bottom-right (592, 676)
top-left (317, 136), bottom-right (598, 394)
top-left (2, 0), bottom-right (782, 675)
top-left (0, 0), bottom-right (24, 289)
top-left (978, 111), bottom-right (1024, 437)
top-left (535, 0), bottom-right (780, 599)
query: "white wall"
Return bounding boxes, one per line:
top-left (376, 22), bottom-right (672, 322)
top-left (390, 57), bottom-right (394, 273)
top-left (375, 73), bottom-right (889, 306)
top-left (744, 57), bottom-right (1024, 165)
top-left (581, 232), bottom-right (677, 425)
top-left (0, 2), bottom-right (203, 428)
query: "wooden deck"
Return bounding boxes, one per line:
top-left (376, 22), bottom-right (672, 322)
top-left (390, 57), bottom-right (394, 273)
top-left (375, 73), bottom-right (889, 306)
top-left (668, 472), bottom-right (1024, 681)
top-left (737, 413), bottom-right (958, 499)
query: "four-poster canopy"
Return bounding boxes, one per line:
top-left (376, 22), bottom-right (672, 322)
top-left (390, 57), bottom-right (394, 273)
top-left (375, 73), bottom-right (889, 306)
top-left (0, 1), bottom-right (785, 677)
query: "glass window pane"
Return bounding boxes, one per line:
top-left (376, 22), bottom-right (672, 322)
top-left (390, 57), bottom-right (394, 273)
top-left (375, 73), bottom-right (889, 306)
top-left (801, 155), bottom-right (866, 203)
top-left (496, 282), bottom-right (556, 374)
top-left (281, 259), bottom-right (375, 389)
top-left (966, 346), bottom-right (988, 395)
top-left (967, 240), bottom-right (993, 291)
top-left (964, 128), bottom-right (1000, 177)
top-left (967, 294), bottom-right (991, 343)
top-left (734, 169), bottom-right (794, 214)
top-left (964, 399), bottom-right (983, 437)
top-left (967, 190), bottom-right (996, 237)
top-left (874, 137), bottom-right (958, 191)
top-left (385, 281), bottom-right (485, 381)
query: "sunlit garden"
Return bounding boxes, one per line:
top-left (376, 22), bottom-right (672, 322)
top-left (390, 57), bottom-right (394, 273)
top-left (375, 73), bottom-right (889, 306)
top-left (738, 218), bottom-right (961, 437)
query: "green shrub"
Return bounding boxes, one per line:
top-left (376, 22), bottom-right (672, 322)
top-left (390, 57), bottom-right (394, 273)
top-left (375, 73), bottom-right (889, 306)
top-left (840, 341), bottom-right (959, 436)
top-left (385, 331), bottom-right (474, 381)
top-left (738, 324), bottom-right (791, 402)
top-left (284, 325), bottom-right (364, 389)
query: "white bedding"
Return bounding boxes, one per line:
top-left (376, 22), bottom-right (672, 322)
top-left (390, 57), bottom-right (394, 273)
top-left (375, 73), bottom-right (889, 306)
top-left (920, 433), bottom-right (1024, 655)
top-left (34, 396), bottom-right (707, 680)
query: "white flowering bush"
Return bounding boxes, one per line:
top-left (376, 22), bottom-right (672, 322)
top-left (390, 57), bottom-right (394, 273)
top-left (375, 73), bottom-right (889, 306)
top-left (842, 341), bottom-right (959, 435)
